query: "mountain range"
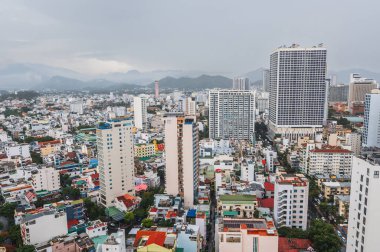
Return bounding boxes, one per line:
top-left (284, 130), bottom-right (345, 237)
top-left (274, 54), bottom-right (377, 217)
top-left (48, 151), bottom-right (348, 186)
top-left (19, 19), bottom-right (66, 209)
top-left (0, 63), bottom-right (379, 91)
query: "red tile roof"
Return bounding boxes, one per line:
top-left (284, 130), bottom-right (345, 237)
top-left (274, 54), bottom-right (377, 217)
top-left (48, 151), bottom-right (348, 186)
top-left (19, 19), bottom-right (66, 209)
top-left (133, 230), bottom-right (166, 247)
top-left (264, 182), bottom-right (275, 191)
top-left (258, 198), bottom-right (274, 209)
top-left (278, 237), bottom-right (313, 252)
top-left (310, 146), bottom-right (351, 154)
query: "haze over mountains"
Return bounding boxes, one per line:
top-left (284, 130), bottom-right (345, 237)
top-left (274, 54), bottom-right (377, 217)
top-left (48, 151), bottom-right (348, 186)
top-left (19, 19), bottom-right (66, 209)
top-left (0, 63), bottom-right (379, 91)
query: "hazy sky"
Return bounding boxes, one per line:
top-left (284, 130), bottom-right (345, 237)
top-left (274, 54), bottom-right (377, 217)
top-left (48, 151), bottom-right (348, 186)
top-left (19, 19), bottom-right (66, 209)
top-left (1, 0), bottom-right (379, 76)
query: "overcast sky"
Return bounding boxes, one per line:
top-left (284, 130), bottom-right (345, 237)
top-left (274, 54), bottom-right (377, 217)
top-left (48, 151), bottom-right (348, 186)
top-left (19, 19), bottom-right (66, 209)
top-left (1, 0), bottom-right (379, 76)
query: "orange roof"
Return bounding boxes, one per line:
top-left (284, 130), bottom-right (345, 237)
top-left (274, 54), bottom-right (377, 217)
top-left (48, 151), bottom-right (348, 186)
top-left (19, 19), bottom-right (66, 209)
top-left (310, 146), bottom-right (351, 154)
top-left (38, 140), bottom-right (61, 146)
top-left (264, 182), bottom-right (275, 191)
top-left (278, 237), bottom-right (313, 252)
top-left (133, 230), bottom-right (166, 247)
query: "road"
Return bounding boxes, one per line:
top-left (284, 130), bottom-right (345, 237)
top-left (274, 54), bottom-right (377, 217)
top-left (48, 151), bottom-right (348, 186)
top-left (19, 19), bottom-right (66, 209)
top-left (309, 199), bottom-right (346, 252)
top-left (207, 186), bottom-right (216, 252)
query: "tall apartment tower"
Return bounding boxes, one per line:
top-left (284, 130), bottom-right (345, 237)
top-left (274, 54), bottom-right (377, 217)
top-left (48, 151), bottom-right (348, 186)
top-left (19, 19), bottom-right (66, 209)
top-left (164, 113), bottom-right (199, 208)
top-left (348, 74), bottom-right (378, 113)
top-left (262, 68), bottom-right (270, 92)
top-left (233, 77), bottom-right (250, 90)
top-left (97, 119), bottom-right (135, 207)
top-left (363, 89), bottom-right (380, 148)
top-left (273, 174), bottom-right (309, 230)
top-left (183, 97), bottom-right (196, 115)
top-left (268, 45), bottom-right (328, 140)
top-left (209, 90), bottom-right (255, 142)
top-left (347, 157), bottom-right (380, 252)
top-left (133, 95), bottom-right (148, 131)
top-left (154, 80), bottom-right (159, 99)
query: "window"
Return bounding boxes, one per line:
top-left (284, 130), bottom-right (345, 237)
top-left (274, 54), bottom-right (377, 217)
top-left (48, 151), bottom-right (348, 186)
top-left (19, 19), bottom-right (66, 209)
top-left (374, 171), bottom-right (379, 179)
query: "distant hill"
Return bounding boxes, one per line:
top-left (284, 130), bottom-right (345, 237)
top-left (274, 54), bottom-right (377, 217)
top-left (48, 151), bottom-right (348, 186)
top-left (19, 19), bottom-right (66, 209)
top-left (151, 75), bottom-right (232, 89)
top-left (34, 76), bottom-right (139, 91)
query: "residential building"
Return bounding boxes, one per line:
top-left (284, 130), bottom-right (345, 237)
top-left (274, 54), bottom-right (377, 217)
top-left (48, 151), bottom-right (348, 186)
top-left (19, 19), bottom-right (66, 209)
top-left (32, 166), bottom-right (60, 192)
top-left (233, 77), bottom-right (250, 90)
top-left (262, 68), bottom-right (270, 92)
top-left (320, 181), bottom-right (351, 199)
top-left (348, 74), bottom-right (378, 114)
top-left (345, 133), bottom-right (362, 157)
top-left (268, 44), bottom-right (328, 140)
top-left (216, 218), bottom-right (278, 252)
top-left (306, 146), bottom-right (352, 176)
top-left (329, 84), bottom-right (349, 102)
top-left (334, 195), bottom-right (350, 219)
top-left (218, 194), bottom-right (258, 218)
top-left (96, 119), bottom-right (135, 207)
top-left (5, 143), bottom-right (30, 159)
top-left (183, 97), bottom-right (196, 115)
top-left (164, 113), bottom-right (199, 207)
top-left (20, 209), bottom-right (68, 245)
top-left (154, 80), bottom-right (159, 99)
top-left (256, 92), bottom-right (269, 113)
top-left (274, 174), bottom-right (309, 230)
top-left (70, 102), bottom-right (84, 114)
top-left (347, 157), bottom-right (380, 252)
top-left (363, 89), bottom-right (380, 148)
top-left (134, 143), bottom-right (156, 158)
top-left (209, 90), bottom-right (255, 142)
top-left (133, 95), bottom-right (148, 131)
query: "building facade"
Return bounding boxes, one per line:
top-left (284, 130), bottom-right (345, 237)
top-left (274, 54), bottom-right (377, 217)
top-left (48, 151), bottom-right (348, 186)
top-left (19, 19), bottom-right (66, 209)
top-left (209, 90), bottom-right (255, 142)
top-left (268, 45), bottom-right (328, 139)
top-left (363, 89), bottom-right (380, 148)
top-left (348, 73), bottom-right (378, 113)
top-left (32, 167), bottom-right (60, 192)
top-left (273, 174), bottom-right (309, 230)
top-left (164, 113), bottom-right (199, 208)
top-left (233, 77), bottom-right (250, 90)
top-left (347, 157), bottom-right (380, 252)
top-left (133, 95), bottom-right (148, 131)
top-left (97, 119), bottom-right (135, 207)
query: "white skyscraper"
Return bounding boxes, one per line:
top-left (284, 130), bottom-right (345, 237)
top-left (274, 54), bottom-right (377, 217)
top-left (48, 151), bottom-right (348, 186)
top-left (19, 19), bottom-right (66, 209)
top-left (209, 90), bottom-right (255, 142)
top-left (268, 45), bottom-right (328, 139)
top-left (363, 89), bottom-right (380, 148)
top-left (183, 97), bottom-right (196, 115)
top-left (347, 157), bottom-right (380, 252)
top-left (233, 77), bottom-right (250, 90)
top-left (164, 113), bottom-right (199, 208)
top-left (262, 68), bottom-right (270, 92)
top-left (274, 174), bottom-right (309, 230)
top-left (133, 95), bottom-right (148, 131)
top-left (97, 119), bottom-right (135, 207)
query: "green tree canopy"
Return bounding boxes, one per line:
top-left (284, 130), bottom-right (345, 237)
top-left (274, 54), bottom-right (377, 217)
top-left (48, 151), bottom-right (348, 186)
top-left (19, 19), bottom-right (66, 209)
top-left (141, 218), bottom-right (154, 228)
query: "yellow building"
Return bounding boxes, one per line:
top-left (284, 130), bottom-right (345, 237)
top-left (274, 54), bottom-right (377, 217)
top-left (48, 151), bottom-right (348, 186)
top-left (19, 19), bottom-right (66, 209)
top-left (38, 140), bottom-right (61, 157)
top-left (137, 244), bottom-right (173, 252)
top-left (321, 181), bottom-right (351, 199)
top-left (134, 144), bottom-right (156, 158)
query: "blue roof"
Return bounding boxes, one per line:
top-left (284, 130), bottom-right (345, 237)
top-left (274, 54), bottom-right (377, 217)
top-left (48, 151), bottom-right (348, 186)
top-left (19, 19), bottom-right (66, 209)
top-left (187, 209), bottom-right (196, 218)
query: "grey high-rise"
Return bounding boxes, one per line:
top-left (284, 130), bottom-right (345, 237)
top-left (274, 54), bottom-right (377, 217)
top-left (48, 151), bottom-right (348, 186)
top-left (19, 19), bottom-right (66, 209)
top-left (209, 90), bottom-right (255, 142)
top-left (269, 45), bottom-right (328, 139)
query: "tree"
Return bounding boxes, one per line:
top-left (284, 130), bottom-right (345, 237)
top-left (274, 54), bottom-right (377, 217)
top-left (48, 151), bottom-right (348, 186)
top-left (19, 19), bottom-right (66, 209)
top-left (253, 209), bottom-right (260, 218)
top-left (16, 245), bottom-right (36, 252)
top-left (277, 227), bottom-right (309, 239)
top-left (157, 219), bottom-right (173, 227)
top-left (124, 212), bottom-right (135, 225)
top-left (62, 187), bottom-right (81, 200)
top-left (60, 174), bottom-right (73, 187)
top-left (84, 198), bottom-right (106, 221)
top-left (133, 208), bottom-right (147, 220)
top-left (30, 151), bottom-right (43, 164)
top-left (8, 225), bottom-right (23, 246)
top-left (0, 202), bottom-right (17, 222)
top-left (141, 218), bottom-right (154, 228)
top-left (309, 220), bottom-right (341, 252)
top-left (140, 192), bottom-right (154, 210)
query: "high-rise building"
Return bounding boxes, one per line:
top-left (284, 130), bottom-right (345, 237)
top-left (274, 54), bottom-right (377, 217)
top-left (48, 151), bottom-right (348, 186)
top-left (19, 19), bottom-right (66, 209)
top-left (262, 68), bottom-right (270, 92)
top-left (183, 97), bottom-right (196, 115)
top-left (329, 84), bottom-right (349, 102)
top-left (233, 77), bottom-right (250, 90)
top-left (209, 90), bottom-right (255, 142)
top-left (32, 167), bottom-right (60, 192)
top-left (348, 74), bottom-right (378, 113)
top-left (97, 119), bottom-right (135, 207)
top-left (268, 45), bottom-right (328, 139)
top-left (133, 95), bottom-right (148, 131)
top-left (273, 173), bottom-right (309, 230)
top-left (305, 147), bottom-right (353, 176)
top-left (164, 113), bottom-right (199, 208)
top-left (363, 89), bottom-right (380, 148)
top-left (347, 156), bottom-right (380, 252)
top-left (154, 80), bottom-right (159, 99)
